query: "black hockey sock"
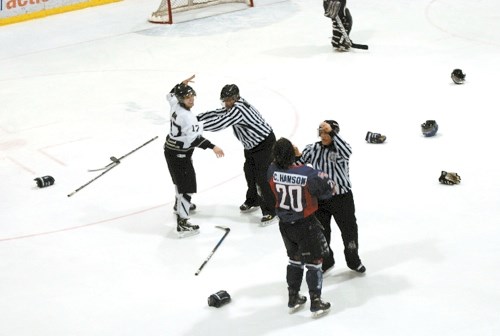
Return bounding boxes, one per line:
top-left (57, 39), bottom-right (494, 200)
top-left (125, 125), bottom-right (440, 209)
top-left (305, 263), bottom-right (323, 297)
top-left (287, 260), bottom-right (304, 292)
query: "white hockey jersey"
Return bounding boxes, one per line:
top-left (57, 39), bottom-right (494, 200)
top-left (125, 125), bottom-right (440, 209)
top-left (165, 93), bottom-right (204, 150)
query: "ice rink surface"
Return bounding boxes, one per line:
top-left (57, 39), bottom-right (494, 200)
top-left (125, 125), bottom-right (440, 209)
top-left (1, 0), bottom-right (500, 335)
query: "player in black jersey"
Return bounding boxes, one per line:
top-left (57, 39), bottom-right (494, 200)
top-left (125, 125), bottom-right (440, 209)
top-left (268, 137), bottom-right (335, 317)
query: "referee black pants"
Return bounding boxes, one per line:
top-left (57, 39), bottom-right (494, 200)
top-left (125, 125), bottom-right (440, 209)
top-left (243, 132), bottom-right (276, 217)
top-left (315, 190), bottom-right (362, 271)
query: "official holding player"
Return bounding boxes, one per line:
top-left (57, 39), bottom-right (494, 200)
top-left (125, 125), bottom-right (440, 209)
top-left (295, 120), bottom-right (366, 274)
top-left (164, 75), bottom-right (224, 238)
top-left (268, 137), bottom-right (334, 317)
top-left (197, 84), bottom-right (277, 225)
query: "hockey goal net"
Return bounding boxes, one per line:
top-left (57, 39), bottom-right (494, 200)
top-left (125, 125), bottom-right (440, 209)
top-left (149, 0), bottom-right (254, 24)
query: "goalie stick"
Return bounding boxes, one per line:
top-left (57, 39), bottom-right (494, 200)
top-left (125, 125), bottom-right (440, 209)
top-left (68, 136), bottom-right (159, 197)
top-left (88, 136), bottom-right (159, 172)
top-left (195, 226), bottom-right (230, 276)
top-left (327, 0), bottom-right (368, 50)
top-left (335, 14), bottom-right (368, 50)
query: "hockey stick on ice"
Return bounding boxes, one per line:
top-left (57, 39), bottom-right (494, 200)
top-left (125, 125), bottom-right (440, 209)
top-left (195, 226), bottom-right (230, 276)
top-left (68, 136), bottom-right (159, 197)
top-left (88, 136), bottom-right (159, 172)
top-left (67, 163), bottom-right (118, 197)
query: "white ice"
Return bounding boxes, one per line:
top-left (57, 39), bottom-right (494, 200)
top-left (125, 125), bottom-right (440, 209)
top-left (1, 0), bottom-right (500, 335)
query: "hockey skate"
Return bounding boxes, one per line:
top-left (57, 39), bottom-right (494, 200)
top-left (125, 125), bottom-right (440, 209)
top-left (260, 214), bottom-right (278, 227)
top-left (310, 295), bottom-right (331, 318)
top-left (324, 0), bottom-right (341, 19)
top-left (177, 217), bottom-right (200, 238)
top-left (349, 263), bottom-right (366, 273)
top-left (347, 256), bottom-right (366, 273)
top-left (239, 202), bottom-right (259, 213)
top-left (288, 291), bottom-right (307, 314)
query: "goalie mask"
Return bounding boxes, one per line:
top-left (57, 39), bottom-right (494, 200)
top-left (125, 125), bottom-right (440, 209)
top-left (451, 69), bottom-right (466, 84)
top-left (220, 84), bottom-right (240, 101)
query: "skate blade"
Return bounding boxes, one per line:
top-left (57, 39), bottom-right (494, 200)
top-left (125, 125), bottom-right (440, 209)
top-left (240, 207), bottom-right (259, 213)
top-left (311, 308), bottom-right (331, 318)
top-left (177, 230), bottom-right (200, 239)
top-left (259, 217), bottom-right (278, 227)
top-left (288, 304), bottom-right (305, 314)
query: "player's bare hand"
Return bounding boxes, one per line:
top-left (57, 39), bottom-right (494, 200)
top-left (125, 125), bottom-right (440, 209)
top-left (293, 145), bottom-right (301, 157)
top-left (213, 146), bottom-right (224, 158)
top-left (182, 75), bottom-right (195, 85)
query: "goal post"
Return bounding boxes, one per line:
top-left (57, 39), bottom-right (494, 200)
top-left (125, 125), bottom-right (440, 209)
top-left (149, 0), bottom-right (254, 24)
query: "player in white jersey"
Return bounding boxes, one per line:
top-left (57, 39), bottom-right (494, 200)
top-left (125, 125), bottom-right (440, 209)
top-left (164, 75), bottom-right (224, 238)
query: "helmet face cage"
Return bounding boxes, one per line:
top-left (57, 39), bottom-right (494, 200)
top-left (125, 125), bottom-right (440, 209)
top-left (220, 84), bottom-right (240, 101)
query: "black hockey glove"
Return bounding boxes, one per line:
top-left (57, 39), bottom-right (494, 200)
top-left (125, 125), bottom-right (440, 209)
top-left (365, 131), bottom-right (386, 144)
top-left (208, 290), bottom-right (231, 308)
top-left (34, 175), bottom-right (55, 188)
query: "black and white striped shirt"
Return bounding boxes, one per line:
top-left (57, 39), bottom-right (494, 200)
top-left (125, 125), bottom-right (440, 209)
top-left (296, 135), bottom-right (352, 194)
top-left (197, 98), bottom-right (273, 150)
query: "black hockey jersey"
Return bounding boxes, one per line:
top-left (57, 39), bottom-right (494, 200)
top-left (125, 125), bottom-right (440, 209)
top-left (267, 163), bottom-right (336, 223)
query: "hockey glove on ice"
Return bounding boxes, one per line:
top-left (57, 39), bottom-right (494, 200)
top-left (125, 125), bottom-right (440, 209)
top-left (365, 131), bottom-right (386, 144)
top-left (439, 171), bottom-right (461, 185)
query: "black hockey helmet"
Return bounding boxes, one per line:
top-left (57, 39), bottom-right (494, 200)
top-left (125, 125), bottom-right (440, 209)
top-left (220, 84), bottom-right (240, 101)
top-left (421, 120), bottom-right (438, 137)
top-left (273, 137), bottom-right (295, 170)
top-left (451, 69), bottom-right (466, 84)
top-left (175, 83), bottom-right (196, 101)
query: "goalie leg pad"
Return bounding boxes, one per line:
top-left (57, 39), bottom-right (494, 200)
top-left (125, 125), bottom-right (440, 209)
top-left (324, 0), bottom-right (341, 19)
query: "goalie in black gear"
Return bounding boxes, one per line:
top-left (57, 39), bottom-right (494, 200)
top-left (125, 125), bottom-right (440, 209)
top-left (324, 0), bottom-right (353, 51)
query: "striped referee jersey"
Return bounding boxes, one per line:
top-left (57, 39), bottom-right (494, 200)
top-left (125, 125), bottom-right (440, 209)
top-left (197, 98), bottom-right (273, 150)
top-left (296, 135), bottom-right (352, 194)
